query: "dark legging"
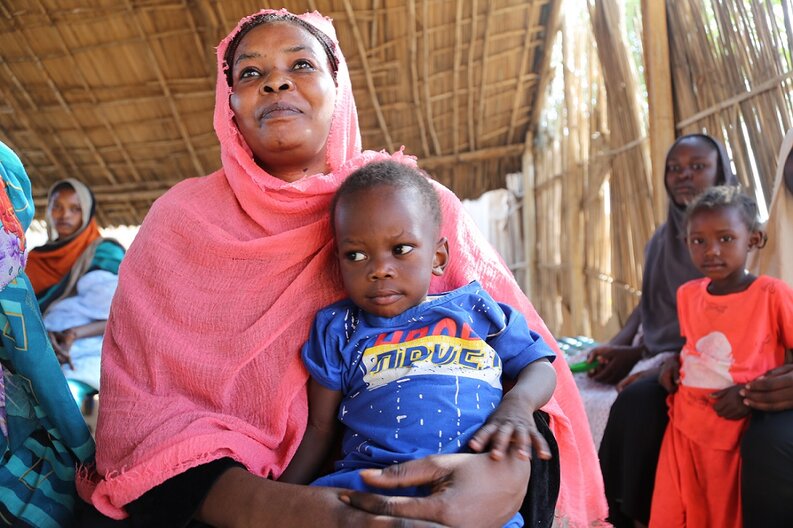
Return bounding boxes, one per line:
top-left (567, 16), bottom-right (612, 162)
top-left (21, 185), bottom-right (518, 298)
top-left (741, 409), bottom-right (793, 527)
top-left (598, 376), bottom-right (669, 527)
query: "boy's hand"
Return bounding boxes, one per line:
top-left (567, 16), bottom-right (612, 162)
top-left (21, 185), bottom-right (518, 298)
top-left (468, 398), bottom-right (550, 461)
top-left (711, 385), bottom-right (751, 420)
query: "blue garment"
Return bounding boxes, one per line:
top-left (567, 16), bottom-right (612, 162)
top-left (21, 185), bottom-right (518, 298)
top-left (303, 281), bottom-right (555, 528)
top-left (0, 141), bottom-right (95, 527)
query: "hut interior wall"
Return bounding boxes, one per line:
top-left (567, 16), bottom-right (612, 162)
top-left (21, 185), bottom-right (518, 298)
top-left (530, 0), bottom-right (793, 339)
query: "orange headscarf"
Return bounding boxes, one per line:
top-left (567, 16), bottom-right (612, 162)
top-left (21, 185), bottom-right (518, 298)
top-left (26, 179), bottom-right (101, 295)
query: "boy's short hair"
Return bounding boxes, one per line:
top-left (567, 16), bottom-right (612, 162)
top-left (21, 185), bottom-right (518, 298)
top-left (332, 160), bottom-right (442, 229)
top-left (685, 185), bottom-right (761, 232)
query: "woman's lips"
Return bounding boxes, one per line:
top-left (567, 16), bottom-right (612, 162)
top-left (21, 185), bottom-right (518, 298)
top-left (259, 102), bottom-right (301, 120)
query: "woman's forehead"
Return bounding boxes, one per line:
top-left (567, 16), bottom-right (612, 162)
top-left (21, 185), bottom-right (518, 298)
top-left (234, 21), bottom-right (323, 60)
top-left (668, 138), bottom-right (717, 160)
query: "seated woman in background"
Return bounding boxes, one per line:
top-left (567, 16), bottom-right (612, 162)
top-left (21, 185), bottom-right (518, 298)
top-left (0, 141), bottom-right (94, 527)
top-left (25, 179), bottom-right (124, 390)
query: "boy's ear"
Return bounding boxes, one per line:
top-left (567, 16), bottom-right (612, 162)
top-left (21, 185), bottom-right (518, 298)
top-left (749, 230), bottom-right (768, 250)
top-left (432, 237), bottom-right (449, 276)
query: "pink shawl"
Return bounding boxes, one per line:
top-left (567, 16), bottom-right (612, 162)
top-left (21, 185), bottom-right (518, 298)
top-left (79, 10), bottom-right (606, 526)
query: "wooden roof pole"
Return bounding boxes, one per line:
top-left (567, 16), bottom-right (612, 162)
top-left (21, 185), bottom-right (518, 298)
top-left (523, 0), bottom-right (562, 301)
top-left (641, 0), bottom-right (676, 225)
top-left (343, 0), bottom-right (395, 152)
top-left (407, 0), bottom-right (431, 157)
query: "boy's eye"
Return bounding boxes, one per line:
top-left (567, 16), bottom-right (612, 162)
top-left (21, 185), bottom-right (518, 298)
top-left (667, 164), bottom-right (680, 173)
top-left (345, 251), bottom-right (366, 262)
top-left (394, 245), bottom-right (414, 256)
top-left (720, 235), bottom-right (734, 243)
top-left (689, 238), bottom-right (703, 245)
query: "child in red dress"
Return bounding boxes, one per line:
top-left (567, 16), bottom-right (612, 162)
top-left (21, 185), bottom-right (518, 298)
top-left (650, 186), bottom-right (793, 528)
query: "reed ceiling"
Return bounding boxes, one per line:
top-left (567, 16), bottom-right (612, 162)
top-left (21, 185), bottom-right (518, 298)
top-left (0, 0), bottom-right (558, 226)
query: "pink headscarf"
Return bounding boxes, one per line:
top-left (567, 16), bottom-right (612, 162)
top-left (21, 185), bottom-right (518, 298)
top-left (80, 10), bottom-right (606, 526)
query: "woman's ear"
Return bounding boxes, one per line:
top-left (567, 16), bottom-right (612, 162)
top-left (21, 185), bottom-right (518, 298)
top-left (750, 230), bottom-right (768, 250)
top-left (432, 237), bottom-right (449, 276)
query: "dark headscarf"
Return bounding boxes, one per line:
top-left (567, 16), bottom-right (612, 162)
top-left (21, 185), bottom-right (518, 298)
top-left (640, 134), bottom-right (737, 355)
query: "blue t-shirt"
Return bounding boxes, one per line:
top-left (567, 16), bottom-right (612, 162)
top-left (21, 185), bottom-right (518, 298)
top-left (302, 281), bottom-right (555, 471)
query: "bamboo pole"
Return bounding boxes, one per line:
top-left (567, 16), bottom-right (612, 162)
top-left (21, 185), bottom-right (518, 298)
top-left (641, 0), bottom-right (675, 225)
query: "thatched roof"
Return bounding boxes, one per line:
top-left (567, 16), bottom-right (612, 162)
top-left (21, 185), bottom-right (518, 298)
top-left (0, 0), bottom-right (559, 227)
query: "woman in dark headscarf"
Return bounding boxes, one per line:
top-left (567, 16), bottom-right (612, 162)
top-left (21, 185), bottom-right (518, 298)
top-left (587, 134), bottom-right (736, 527)
top-left (0, 140), bottom-right (94, 527)
top-left (26, 179), bottom-right (124, 389)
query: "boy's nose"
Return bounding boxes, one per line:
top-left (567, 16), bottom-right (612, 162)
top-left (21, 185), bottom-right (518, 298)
top-left (368, 257), bottom-right (395, 280)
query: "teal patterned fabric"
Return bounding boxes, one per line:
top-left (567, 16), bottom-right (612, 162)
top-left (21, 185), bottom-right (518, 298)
top-left (0, 141), bottom-right (95, 527)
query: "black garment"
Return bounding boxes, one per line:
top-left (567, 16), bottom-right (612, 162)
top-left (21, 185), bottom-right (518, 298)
top-left (77, 413), bottom-right (559, 527)
top-left (741, 409), bottom-right (793, 528)
top-left (76, 458), bottom-right (241, 528)
top-left (599, 376), bottom-right (669, 527)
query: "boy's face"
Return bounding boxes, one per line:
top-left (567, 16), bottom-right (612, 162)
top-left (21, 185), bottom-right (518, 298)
top-left (686, 206), bottom-right (761, 289)
top-left (334, 185), bottom-right (448, 318)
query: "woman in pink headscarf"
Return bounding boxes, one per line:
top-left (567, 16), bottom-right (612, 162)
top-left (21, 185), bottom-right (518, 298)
top-left (78, 10), bottom-right (606, 527)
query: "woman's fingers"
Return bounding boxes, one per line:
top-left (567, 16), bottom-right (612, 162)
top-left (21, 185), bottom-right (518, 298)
top-left (340, 494), bottom-right (449, 527)
top-left (359, 459), bottom-right (445, 490)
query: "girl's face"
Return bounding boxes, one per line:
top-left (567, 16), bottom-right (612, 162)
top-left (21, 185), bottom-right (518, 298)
top-left (334, 186), bottom-right (448, 318)
top-left (229, 22), bottom-right (337, 182)
top-left (665, 138), bottom-right (720, 206)
top-left (686, 206), bottom-right (763, 294)
top-left (49, 187), bottom-right (82, 239)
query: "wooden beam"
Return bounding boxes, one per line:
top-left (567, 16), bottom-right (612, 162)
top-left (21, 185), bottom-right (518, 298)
top-left (343, 0), bottom-right (394, 151)
top-left (419, 143), bottom-right (524, 169)
top-left (452, 0), bottom-right (463, 154)
top-left (422, 0), bottom-right (442, 155)
top-left (474, 0), bottom-right (495, 145)
top-left (408, 0), bottom-right (431, 157)
top-left (34, 0), bottom-right (142, 183)
top-left (507, 2), bottom-right (539, 145)
top-left (466, 0), bottom-right (478, 150)
top-left (124, 0), bottom-right (205, 177)
top-left (641, 0), bottom-right (676, 225)
top-left (527, 0), bottom-right (563, 130)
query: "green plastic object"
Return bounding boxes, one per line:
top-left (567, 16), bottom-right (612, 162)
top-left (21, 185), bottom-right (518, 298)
top-left (568, 359), bottom-right (599, 373)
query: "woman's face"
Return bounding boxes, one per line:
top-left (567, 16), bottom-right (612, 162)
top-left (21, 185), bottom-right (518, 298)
top-left (664, 138), bottom-right (720, 206)
top-left (49, 187), bottom-right (82, 239)
top-left (229, 22), bottom-right (337, 182)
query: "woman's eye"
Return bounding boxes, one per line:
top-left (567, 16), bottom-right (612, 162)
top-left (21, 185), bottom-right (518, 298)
top-left (239, 68), bottom-right (259, 79)
top-left (720, 235), bottom-right (734, 243)
top-left (691, 163), bottom-right (704, 171)
top-left (667, 165), bottom-right (680, 173)
top-left (689, 238), bottom-right (703, 245)
top-left (293, 59), bottom-right (314, 70)
top-left (394, 245), bottom-right (414, 256)
top-left (345, 251), bottom-right (366, 262)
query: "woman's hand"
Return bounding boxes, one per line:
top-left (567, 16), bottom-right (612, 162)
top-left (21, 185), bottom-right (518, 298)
top-left (711, 385), bottom-right (751, 420)
top-left (740, 364), bottom-right (793, 412)
top-left (48, 330), bottom-right (75, 368)
top-left (343, 453), bottom-right (531, 528)
top-left (198, 467), bottom-right (448, 528)
top-left (586, 344), bottom-right (643, 384)
top-left (658, 355), bottom-right (681, 393)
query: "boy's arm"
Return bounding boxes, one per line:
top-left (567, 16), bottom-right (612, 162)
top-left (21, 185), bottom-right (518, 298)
top-left (279, 380), bottom-right (343, 484)
top-left (469, 358), bottom-right (556, 460)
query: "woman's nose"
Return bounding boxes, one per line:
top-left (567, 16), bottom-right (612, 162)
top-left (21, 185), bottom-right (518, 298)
top-left (262, 73), bottom-right (295, 93)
